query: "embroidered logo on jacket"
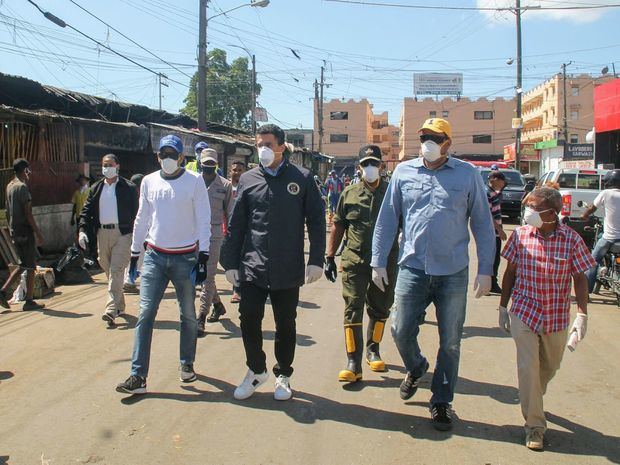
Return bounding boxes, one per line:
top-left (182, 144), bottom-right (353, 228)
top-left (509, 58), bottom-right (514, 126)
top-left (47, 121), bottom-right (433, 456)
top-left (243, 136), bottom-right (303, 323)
top-left (287, 182), bottom-right (300, 195)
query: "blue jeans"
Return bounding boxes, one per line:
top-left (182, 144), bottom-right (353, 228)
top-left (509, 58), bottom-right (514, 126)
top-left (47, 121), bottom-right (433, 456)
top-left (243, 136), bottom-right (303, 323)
top-left (392, 266), bottom-right (468, 406)
top-left (586, 238), bottom-right (616, 293)
top-left (130, 248), bottom-right (198, 378)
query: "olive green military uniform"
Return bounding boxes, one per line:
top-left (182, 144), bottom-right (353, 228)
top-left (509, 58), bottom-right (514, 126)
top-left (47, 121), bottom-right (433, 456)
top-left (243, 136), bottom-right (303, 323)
top-left (333, 178), bottom-right (399, 379)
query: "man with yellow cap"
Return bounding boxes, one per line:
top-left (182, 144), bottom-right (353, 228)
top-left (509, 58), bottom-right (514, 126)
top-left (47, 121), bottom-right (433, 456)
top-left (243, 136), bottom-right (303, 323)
top-left (325, 145), bottom-right (399, 383)
top-left (372, 118), bottom-right (495, 431)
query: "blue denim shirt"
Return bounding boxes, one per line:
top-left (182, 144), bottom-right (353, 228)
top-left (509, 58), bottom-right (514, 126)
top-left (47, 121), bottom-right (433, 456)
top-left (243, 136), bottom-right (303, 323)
top-left (263, 159), bottom-right (285, 177)
top-left (371, 157), bottom-right (495, 276)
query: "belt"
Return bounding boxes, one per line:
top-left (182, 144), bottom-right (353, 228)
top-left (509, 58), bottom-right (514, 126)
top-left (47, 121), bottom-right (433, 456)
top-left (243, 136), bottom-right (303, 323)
top-left (101, 224), bottom-right (117, 230)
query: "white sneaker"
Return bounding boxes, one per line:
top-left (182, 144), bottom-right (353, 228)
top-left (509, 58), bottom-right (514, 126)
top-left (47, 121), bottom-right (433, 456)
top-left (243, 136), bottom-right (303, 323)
top-left (233, 369), bottom-right (269, 400)
top-left (274, 375), bottom-right (292, 401)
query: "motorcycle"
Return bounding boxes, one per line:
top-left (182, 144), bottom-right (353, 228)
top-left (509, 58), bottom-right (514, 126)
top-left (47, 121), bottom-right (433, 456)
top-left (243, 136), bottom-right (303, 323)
top-left (583, 214), bottom-right (620, 305)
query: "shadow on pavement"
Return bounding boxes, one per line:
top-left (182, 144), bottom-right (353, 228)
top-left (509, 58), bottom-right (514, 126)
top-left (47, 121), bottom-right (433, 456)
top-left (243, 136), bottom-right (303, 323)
top-left (211, 319), bottom-right (315, 346)
top-left (424, 320), bottom-right (510, 339)
top-left (0, 371), bottom-right (14, 382)
top-left (298, 300), bottom-right (321, 309)
top-left (42, 308), bottom-right (92, 318)
top-left (119, 375), bottom-right (619, 462)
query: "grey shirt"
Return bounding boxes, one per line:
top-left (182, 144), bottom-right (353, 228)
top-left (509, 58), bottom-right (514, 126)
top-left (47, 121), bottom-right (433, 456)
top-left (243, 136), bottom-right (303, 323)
top-left (204, 174), bottom-right (233, 238)
top-left (6, 179), bottom-right (32, 237)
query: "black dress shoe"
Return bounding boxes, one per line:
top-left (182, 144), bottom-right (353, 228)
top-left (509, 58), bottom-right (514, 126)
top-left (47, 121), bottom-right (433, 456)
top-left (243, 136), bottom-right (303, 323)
top-left (207, 302), bottom-right (226, 322)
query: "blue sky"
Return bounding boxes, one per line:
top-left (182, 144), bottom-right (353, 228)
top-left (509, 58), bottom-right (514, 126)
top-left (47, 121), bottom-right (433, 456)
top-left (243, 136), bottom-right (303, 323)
top-left (1, 0), bottom-right (618, 129)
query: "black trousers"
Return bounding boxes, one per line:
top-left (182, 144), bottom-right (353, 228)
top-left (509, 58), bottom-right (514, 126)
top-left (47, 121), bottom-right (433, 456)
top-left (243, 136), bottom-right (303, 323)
top-left (238, 282), bottom-right (299, 377)
top-left (492, 236), bottom-right (502, 285)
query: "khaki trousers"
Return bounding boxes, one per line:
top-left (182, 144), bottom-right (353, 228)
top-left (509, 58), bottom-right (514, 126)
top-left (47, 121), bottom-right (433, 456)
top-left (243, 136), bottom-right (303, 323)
top-left (199, 235), bottom-right (223, 315)
top-left (97, 228), bottom-right (131, 314)
top-left (510, 313), bottom-right (567, 434)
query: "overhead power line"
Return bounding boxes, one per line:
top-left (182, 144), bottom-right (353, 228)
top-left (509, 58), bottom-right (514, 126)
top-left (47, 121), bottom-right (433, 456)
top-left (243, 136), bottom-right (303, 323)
top-left (325, 0), bottom-right (620, 11)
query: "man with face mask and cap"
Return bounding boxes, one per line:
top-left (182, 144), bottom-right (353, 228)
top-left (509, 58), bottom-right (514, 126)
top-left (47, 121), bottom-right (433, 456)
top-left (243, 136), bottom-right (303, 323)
top-left (324, 145), bottom-right (399, 383)
top-left (116, 135), bottom-right (211, 394)
top-left (197, 148), bottom-right (233, 332)
top-left (500, 187), bottom-right (594, 450)
top-left (78, 154), bottom-right (138, 325)
top-left (220, 124), bottom-right (326, 402)
top-left (372, 118), bottom-right (496, 431)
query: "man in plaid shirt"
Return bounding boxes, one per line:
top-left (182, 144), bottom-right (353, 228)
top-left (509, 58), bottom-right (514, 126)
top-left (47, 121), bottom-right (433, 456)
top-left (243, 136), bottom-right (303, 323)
top-left (499, 187), bottom-right (594, 451)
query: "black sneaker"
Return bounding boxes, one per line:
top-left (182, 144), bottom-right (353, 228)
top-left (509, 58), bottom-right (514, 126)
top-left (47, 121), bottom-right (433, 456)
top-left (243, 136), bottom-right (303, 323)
top-left (430, 403), bottom-right (453, 431)
top-left (23, 300), bottom-right (45, 311)
top-left (207, 302), bottom-right (226, 323)
top-left (197, 313), bottom-right (206, 336)
top-left (490, 284), bottom-right (502, 295)
top-left (180, 364), bottom-right (197, 383)
top-left (0, 290), bottom-right (10, 309)
top-left (116, 375), bottom-right (146, 394)
top-left (400, 359), bottom-right (429, 400)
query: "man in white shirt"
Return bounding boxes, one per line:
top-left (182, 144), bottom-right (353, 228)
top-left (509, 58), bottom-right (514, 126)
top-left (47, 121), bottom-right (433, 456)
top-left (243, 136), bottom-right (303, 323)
top-left (78, 154), bottom-right (138, 324)
top-left (116, 135), bottom-right (211, 395)
top-left (582, 169), bottom-right (620, 292)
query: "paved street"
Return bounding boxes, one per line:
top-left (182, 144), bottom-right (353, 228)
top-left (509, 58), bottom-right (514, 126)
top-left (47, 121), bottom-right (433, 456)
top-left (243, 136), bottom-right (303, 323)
top-left (1, 224), bottom-right (619, 465)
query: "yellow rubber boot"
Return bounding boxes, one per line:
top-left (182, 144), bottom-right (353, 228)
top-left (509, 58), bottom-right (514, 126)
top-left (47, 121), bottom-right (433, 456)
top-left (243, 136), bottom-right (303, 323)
top-left (338, 325), bottom-right (363, 382)
top-left (366, 319), bottom-right (387, 372)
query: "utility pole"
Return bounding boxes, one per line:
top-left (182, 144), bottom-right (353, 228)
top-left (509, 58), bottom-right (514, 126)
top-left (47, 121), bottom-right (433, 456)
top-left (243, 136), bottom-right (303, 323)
top-left (515, 0), bottom-right (522, 172)
top-left (197, 0), bottom-right (208, 131)
top-left (318, 66), bottom-right (325, 152)
top-left (562, 61), bottom-right (572, 144)
top-left (158, 73), bottom-right (168, 111)
top-left (251, 54), bottom-right (256, 134)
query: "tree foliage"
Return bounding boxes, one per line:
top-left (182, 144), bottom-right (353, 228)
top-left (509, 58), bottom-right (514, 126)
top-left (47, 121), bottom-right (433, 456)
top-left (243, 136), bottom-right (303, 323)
top-left (181, 48), bottom-right (261, 129)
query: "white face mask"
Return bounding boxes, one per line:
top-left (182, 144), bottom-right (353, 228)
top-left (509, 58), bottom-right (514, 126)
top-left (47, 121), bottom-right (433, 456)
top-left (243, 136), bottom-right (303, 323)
top-left (523, 207), bottom-right (555, 229)
top-left (160, 158), bottom-right (179, 175)
top-left (362, 166), bottom-right (380, 183)
top-left (421, 140), bottom-right (443, 162)
top-left (258, 146), bottom-right (275, 167)
top-left (102, 166), bottom-right (117, 179)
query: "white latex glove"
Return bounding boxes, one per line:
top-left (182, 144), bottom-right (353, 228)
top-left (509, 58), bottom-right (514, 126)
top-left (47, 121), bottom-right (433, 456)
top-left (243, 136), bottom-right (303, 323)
top-left (570, 313), bottom-right (588, 341)
top-left (78, 232), bottom-right (89, 250)
top-left (225, 269), bottom-right (239, 287)
top-left (372, 267), bottom-right (389, 292)
top-left (305, 265), bottom-right (323, 284)
top-left (498, 306), bottom-right (511, 334)
top-left (474, 275), bottom-right (492, 299)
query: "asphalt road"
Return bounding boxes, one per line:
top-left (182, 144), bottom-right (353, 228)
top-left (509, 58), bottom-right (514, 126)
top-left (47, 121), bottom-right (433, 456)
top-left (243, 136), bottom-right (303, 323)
top-left (1, 224), bottom-right (619, 465)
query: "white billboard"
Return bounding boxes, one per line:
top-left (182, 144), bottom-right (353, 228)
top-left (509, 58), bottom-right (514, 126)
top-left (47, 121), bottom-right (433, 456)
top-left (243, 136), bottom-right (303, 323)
top-left (414, 73), bottom-right (463, 96)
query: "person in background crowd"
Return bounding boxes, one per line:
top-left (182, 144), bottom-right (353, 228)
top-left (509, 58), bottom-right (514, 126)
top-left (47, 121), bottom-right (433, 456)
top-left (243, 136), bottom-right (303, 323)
top-left (71, 174), bottom-right (90, 230)
top-left (229, 160), bottom-right (246, 304)
top-left (325, 145), bottom-right (399, 383)
top-left (0, 158), bottom-right (45, 311)
top-left (116, 135), bottom-right (211, 395)
top-left (581, 169), bottom-right (620, 293)
top-left (123, 173), bottom-right (145, 294)
top-left (500, 187), bottom-right (594, 450)
top-left (344, 175), bottom-right (351, 187)
top-left (79, 154), bottom-right (138, 325)
top-left (197, 148), bottom-right (233, 333)
top-left (186, 141), bottom-right (208, 173)
top-left (372, 118), bottom-right (495, 431)
top-left (487, 171), bottom-right (507, 294)
top-left (326, 170), bottom-right (344, 225)
top-left (220, 124), bottom-right (325, 402)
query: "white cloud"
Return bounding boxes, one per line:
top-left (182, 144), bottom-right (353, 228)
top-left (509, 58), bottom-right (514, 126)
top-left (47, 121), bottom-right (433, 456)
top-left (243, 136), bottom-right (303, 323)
top-left (476, 0), bottom-right (616, 24)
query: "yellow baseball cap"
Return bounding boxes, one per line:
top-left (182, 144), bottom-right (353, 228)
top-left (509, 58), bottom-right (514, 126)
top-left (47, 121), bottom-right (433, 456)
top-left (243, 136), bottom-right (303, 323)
top-left (418, 118), bottom-right (452, 139)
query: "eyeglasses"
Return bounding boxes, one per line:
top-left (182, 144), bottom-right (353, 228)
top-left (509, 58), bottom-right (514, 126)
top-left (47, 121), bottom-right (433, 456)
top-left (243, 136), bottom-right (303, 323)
top-left (360, 159), bottom-right (381, 168)
top-left (159, 149), bottom-right (180, 160)
top-left (419, 134), bottom-right (446, 144)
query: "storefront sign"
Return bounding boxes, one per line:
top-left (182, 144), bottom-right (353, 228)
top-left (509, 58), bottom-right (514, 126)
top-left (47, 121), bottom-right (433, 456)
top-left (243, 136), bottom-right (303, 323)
top-left (564, 143), bottom-right (594, 161)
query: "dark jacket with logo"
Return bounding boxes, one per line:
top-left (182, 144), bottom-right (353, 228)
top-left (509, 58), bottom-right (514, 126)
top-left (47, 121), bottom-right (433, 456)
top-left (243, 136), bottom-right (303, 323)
top-left (79, 177), bottom-right (138, 236)
top-left (220, 159), bottom-right (326, 290)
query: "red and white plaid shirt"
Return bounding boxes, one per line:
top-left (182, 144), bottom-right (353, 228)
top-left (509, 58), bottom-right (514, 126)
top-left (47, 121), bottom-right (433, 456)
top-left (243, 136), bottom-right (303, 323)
top-left (502, 223), bottom-right (595, 334)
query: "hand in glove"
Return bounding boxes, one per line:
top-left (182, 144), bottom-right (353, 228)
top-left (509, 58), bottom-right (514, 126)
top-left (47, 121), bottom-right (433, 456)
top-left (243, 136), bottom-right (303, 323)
top-left (474, 275), bottom-right (492, 298)
top-left (225, 269), bottom-right (239, 287)
top-left (372, 267), bottom-right (389, 292)
top-left (191, 252), bottom-right (209, 285)
top-left (324, 256), bottom-right (337, 282)
top-left (305, 265), bottom-right (323, 284)
top-left (570, 313), bottom-right (588, 341)
top-left (128, 254), bottom-right (140, 282)
top-left (498, 305), bottom-right (511, 334)
top-left (78, 231), bottom-right (89, 250)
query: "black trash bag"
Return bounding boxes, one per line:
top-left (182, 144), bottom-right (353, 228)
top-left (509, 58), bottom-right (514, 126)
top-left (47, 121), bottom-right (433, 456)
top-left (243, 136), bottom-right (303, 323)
top-left (53, 245), bottom-right (93, 285)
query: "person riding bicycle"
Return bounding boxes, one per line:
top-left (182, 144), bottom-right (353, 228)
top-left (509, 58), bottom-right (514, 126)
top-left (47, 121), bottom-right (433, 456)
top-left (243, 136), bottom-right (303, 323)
top-left (581, 169), bottom-right (620, 293)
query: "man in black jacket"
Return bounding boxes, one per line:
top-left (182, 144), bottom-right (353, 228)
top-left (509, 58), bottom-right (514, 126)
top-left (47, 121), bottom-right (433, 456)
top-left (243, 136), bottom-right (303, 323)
top-left (79, 154), bottom-right (138, 325)
top-left (220, 124), bottom-right (326, 402)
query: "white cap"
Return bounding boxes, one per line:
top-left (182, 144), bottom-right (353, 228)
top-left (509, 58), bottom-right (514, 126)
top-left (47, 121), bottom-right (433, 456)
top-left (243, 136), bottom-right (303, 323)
top-left (200, 148), bottom-right (218, 164)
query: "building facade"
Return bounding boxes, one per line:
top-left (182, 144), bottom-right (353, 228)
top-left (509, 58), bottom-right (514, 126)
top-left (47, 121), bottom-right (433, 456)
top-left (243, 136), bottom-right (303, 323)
top-left (593, 77), bottom-right (620, 168)
top-left (399, 97), bottom-right (515, 160)
top-left (285, 128), bottom-right (314, 150)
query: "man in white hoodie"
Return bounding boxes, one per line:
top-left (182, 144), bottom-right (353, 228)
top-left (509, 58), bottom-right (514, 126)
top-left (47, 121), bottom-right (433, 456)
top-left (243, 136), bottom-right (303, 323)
top-left (116, 135), bottom-right (211, 394)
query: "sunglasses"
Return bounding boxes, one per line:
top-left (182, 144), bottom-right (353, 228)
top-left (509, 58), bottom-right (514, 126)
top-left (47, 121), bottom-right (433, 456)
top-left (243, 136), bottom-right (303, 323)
top-left (159, 150), bottom-right (180, 160)
top-left (419, 134), bottom-right (446, 144)
top-left (360, 159), bottom-right (381, 168)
